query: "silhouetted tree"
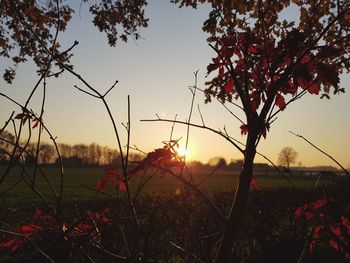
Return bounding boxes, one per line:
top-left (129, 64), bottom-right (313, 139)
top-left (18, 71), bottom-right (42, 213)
top-left (173, 1), bottom-right (349, 261)
top-left (278, 146), bottom-right (298, 171)
top-left (208, 156), bottom-right (227, 167)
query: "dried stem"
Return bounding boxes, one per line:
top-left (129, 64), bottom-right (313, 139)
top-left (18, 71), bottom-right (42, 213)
top-left (290, 131), bottom-right (349, 176)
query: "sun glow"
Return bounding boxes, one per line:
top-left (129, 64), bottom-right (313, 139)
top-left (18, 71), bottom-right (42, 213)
top-left (176, 144), bottom-right (190, 159)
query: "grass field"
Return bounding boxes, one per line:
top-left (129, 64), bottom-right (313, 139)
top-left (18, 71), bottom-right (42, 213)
top-left (0, 166), bottom-right (349, 262)
top-left (0, 165), bottom-right (341, 207)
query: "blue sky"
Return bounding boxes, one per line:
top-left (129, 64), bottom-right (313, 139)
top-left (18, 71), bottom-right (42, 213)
top-left (1, 1), bottom-right (349, 168)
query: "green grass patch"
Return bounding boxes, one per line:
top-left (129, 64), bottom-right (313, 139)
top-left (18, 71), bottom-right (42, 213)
top-left (0, 166), bottom-right (341, 206)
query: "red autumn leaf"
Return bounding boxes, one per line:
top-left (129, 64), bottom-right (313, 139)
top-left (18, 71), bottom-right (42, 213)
top-left (309, 240), bottom-right (316, 253)
top-left (221, 36), bottom-right (235, 46)
top-left (32, 117), bottom-right (41, 129)
top-left (260, 122), bottom-right (270, 139)
top-left (316, 63), bottom-right (339, 87)
top-left (119, 182), bottom-right (126, 191)
top-left (221, 46), bottom-right (235, 59)
top-left (330, 239), bottom-right (340, 252)
top-left (97, 166), bottom-right (123, 191)
top-left (76, 223), bottom-right (91, 232)
top-left (207, 57), bottom-right (222, 74)
top-left (307, 83), bottom-right (320, 94)
top-left (331, 226), bottom-right (342, 239)
top-left (250, 178), bottom-right (258, 189)
top-left (305, 211), bottom-right (314, 220)
top-left (0, 224), bottom-right (42, 251)
top-left (20, 224), bottom-right (42, 237)
top-left (250, 92), bottom-right (261, 112)
top-left (275, 93), bottom-right (286, 110)
top-left (281, 80), bottom-right (297, 95)
top-left (313, 226), bottom-right (322, 239)
top-left (310, 199), bottom-right (328, 210)
top-left (105, 166), bottom-right (120, 176)
top-left (15, 112), bottom-right (30, 125)
top-left (235, 59), bottom-right (247, 71)
top-left (240, 124), bottom-right (248, 135)
top-left (294, 206), bottom-right (304, 219)
top-left (224, 79), bottom-right (234, 94)
top-left (341, 216), bottom-right (350, 233)
top-left (14, 113), bottom-right (25, 119)
top-left (297, 77), bottom-right (308, 89)
top-left (99, 215), bottom-right (111, 224)
top-left (248, 45), bottom-right (258, 53)
top-left (207, 63), bottom-right (219, 74)
top-left (317, 46), bottom-right (341, 59)
top-left (307, 60), bottom-right (316, 72)
top-left (301, 55), bottom-right (311, 63)
top-left (0, 238), bottom-right (16, 249)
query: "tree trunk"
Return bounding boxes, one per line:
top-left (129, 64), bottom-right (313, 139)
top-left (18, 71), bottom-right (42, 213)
top-left (215, 132), bottom-right (257, 262)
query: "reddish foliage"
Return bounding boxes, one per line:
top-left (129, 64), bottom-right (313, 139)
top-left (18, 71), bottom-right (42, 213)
top-left (275, 93), bottom-right (286, 110)
top-left (119, 182), bottom-right (126, 191)
top-left (240, 124), bottom-right (248, 135)
top-left (14, 110), bottom-right (31, 125)
top-left (130, 141), bottom-right (183, 175)
top-left (295, 199), bottom-right (350, 258)
top-left (0, 224), bottom-right (42, 251)
top-left (250, 178), bottom-right (258, 189)
top-left (259, 123), bottom-right (270, 139)
top-left (224, 79), bottom-right (234, 94)
top-left (206, 28), bottom-right (342, 138)
top-left (96, 166), bottom-right (122, 192)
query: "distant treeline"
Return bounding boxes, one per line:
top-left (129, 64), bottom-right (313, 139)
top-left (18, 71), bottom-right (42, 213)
top-left (1, 130), bottom-right (341, 174)
top-left (0, 130), bottom-right (142, 167)
top-left (1, 130), bottom-right (274, 171)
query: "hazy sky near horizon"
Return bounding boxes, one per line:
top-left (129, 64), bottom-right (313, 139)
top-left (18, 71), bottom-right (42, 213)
top-left (1, 1), bottom-right (349, 168)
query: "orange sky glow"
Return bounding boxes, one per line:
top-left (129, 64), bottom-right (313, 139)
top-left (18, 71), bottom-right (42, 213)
top-left (0, 2), bottom-right (349, 169)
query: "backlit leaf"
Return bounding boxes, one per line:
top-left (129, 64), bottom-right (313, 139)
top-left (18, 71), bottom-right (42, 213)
top-left (275, 93), bottom-right (286, 110)
top-left (224, 79), bottom-right (234, 94)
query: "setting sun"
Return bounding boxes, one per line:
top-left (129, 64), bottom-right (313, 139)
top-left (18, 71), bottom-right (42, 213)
top-left (176, 144), bottom-right (190, 159)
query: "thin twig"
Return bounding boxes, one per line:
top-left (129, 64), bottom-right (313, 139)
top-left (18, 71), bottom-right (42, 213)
top-left (0, 111), bottom-right (15, 135)
top-left (169, 241), bottom-right (203, 263)
top-left (169, 114), bottom-right (178, 141)
top-left (120, 226), bottom-right (131, 257)
top-left (74, 85), bottom-right (99, 98)
top-left (141, 118), bottom-right (245, 154)
top-left (103, 80), bottom-right (119, 97)
top-left (32, 76), bottom-right (47, 187)
top-left (290, 131), bottom-right (349, 176)
top-left (197, 105), bottom-right (205, 126)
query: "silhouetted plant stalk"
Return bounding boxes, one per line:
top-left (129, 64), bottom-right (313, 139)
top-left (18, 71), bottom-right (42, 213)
top-left (0, 94), bottom-right (65, 206)
top-left (0, 0), bottom-right (67, 212)
top-left (0, 3), bottom-right (133, 259)
top-left (11, 0), bottom-right (140, 225)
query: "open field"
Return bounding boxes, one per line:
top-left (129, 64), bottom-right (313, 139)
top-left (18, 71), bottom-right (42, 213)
top-left (0, 166), bottom-right (342, 206)
top-left (1, 166), bottom-right (349, 262)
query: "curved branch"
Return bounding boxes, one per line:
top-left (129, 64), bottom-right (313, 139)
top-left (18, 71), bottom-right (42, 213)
top-left (141, 118), bottom-right (245, 154)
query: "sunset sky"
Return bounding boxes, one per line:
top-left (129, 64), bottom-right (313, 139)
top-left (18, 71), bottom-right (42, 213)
top-left (1, 1), bottom-right (349, 168)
